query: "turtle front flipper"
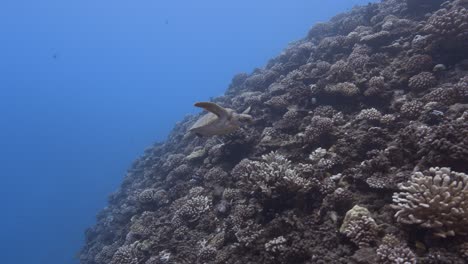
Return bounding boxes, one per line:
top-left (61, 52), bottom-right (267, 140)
top-left (194, 102), bottom-right (228, 118)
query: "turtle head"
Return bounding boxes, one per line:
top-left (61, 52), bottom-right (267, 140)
top-left (236, 113), bottom-right (253, 124)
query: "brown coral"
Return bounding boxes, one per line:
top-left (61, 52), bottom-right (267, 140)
top-left (424, 7), bottom-right (468, 39)
top-left (325, 82), bottom-right (360, 96)
top-left (408, 72), bottom-right (437, 92)
top-left (406, 54), bottom-right (433, 74)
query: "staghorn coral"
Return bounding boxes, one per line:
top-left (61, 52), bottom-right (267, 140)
top-left (392, 167), bottom-right (468, 237)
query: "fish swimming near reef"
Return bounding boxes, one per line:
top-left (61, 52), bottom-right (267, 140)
top-left (188, 102), bottom-right (253, 137)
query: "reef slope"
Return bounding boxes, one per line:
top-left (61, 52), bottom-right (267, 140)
top-left (80, 0), bottom-right (468, 263)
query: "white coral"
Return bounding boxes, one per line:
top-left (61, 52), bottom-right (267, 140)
top-left (234, 151), bottom-right (312, 198)
top-left (392, 167), bottom-right (468, 237)
top-left (309, 147), bottom-right (327, 162)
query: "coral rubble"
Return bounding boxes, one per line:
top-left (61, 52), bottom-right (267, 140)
top-left (79, 0), bottom-right (468, 263)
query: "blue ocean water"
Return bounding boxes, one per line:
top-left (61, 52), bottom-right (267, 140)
top-left (0, 1), bottom-right (375, 263)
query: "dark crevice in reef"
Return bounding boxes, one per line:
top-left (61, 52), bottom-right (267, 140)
top-left (79, 0), bottom-right (468, 263)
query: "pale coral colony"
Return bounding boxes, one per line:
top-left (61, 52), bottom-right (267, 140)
top-left (80, 0), bottom-right (468, 263)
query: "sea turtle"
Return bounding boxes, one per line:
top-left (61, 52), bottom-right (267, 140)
top-left (188, 102), bottom-right (253, 137)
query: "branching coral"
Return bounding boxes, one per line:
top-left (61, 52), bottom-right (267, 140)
top-left (424, 7), bottom-right (468, 39)
top-left (340, 205), bottom-right (378, 248)
top-left (138, 189), bottom-right (168, 206)
top-left (376, 234), bottom-right (416, 264)
top-left (417, 119), bottom-right (468, 169)
top-left (392, 167), bottom-right (468, 237)
top-left (406, 54), bottom-right (433, 74)
top-left (408, 72), bottom-right (437, 92)
top-left (356, 108), bottom-right (382, 122)
top-left (422, 86), bottom-right (458, 105)
top-left (110, 243), bottom-right (144, 264)
top-left (327, 60), bottom-right (354, 82)
top-left (365, 76), bottom-right (386, 96)
top-left (172, 195), bottom-right (211, 225)
top-left (400, 101), bottom-right (423, 119)
top-left (95, 244), bottom-right (119, 264)
top-left (455, 76), bottom-right (468, 102)
top-left (303, 116), bottom-right (334, 143)
top-left (197, 239), bottom-right (217, 263)
top-left (325, 82), bottom-right (360, 96)
top-left (360, 30), bottom-right (392, 46)
top-left (265, 236), bottom-right (288, 254)
top-left (232, 152), bottom-right (313, 198)
top-left (460, 242), bottom-right (468, 261)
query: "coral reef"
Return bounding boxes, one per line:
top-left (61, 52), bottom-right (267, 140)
top-left (79, 0), bottom-right (468, 263)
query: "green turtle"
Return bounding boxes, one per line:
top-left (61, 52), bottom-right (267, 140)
top-left (188, 102), bottom-right (253, 137)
